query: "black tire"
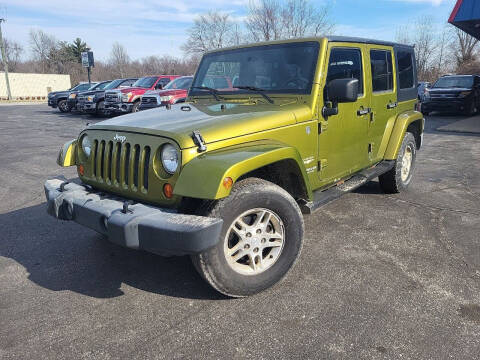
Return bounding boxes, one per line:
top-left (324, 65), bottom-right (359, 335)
top-left (379, 132), bottom-right (417, 194)
top-left (58, 99), bottom-right (70, 113)
top-left (132, 101), bottom-right (140, 113)
top-left (464, 101), bottom-right (476, 116)
top-left (95, 100), bottom-right (107, 117)
top-left (191, 178), bottom-right (304, 297)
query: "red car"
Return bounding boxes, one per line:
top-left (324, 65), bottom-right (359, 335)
top-left (139, 76), bottom-right (193, 111)
top-left (104, 75), bottom-right (179, 113)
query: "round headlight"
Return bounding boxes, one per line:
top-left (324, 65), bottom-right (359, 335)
top-left (81, 135), bottom-right (91, 157)
top-left (161, 144), bottom-right (179, 174)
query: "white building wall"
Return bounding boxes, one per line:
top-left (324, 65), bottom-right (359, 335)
top-left (0, 72), bottom-right (71, 100)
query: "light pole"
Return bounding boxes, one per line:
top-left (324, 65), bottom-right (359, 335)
top-left (0, 18), bottom-right (12, 100)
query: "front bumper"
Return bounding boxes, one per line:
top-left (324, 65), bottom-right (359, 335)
top-left (104, 102), bottom-right (134, 113)
top-left (44, 178), bottom-right (223, 256)
top-left (80, 102), bottom-right (97, 113)
top-left (422, 99), bottom-right (467, 112)
top-left (48, 98), bottom-right (57, 107)
top-left (139, 103), bottom-right (161, 111)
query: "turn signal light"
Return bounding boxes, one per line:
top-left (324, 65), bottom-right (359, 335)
top-left (163, 183), bottom-right (173, 198)
top-left (223, 177), bottom-right (233, 189)
top-left (78, 164), bottom-right (84, 176)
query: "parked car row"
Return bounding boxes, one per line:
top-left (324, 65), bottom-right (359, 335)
top-left (419, 74), bottom-right (480, 116)
top-left (47, 75), bottom-right (193, 116)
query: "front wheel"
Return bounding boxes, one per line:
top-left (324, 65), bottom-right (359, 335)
top-left (132, 101), bottom-right (140, 113)
top-left (379, 132), bottom-right (417, 193)
top-left (191, 178), bottom-right (304, 297)
top-left (57, 99), bottom-right (70, 113)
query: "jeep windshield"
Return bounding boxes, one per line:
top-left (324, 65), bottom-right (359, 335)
top-left (190, 42), bottom-right (319, 98)
top-left (433, 76), bottom-right (473, 89)
top-left (132, 76), bottom-right (158, 88)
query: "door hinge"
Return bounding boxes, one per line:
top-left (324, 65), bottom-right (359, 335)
top-left (318, 120), bottom-right (328, 134)
top-left (318, 159), bottom-right (328, 171)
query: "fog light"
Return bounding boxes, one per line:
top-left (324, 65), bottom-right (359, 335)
top-left (163, 183), bottom-right (173, 198)
top-left (78, 164), bottom-right (85, 176)
top-left (223, 177), bottom-right (233, 189)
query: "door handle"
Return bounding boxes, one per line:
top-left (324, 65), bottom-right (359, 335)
top-left (387, 102), bottom-right (398, 109)
top-left (357, 107), bottom-right (371, 116)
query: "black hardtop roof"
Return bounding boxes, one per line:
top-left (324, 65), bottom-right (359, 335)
top-left (327, 36), bottom-right (414, 49)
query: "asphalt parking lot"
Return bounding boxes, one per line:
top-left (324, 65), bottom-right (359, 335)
top-left (1, 105), bottom-right (479, 359)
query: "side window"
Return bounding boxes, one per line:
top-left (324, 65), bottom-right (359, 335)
top-left (326, 48), bottom-right (364, 96)
top-left (397, 51), bottom-right (414, 89)
top-left (370, 50), bottom-right (393, 93)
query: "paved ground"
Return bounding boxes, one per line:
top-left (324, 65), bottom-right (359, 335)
top-left (1, 105), bottom-right (480, 359)
top-left (437, 114), bottom-right (480, 134)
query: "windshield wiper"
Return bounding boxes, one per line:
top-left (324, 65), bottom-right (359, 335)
top-left (191, 86), bottom-right (221, 101)
top-left (235, 86), bottom-right (274, 104)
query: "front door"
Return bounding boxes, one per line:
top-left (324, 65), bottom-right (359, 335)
top-left (317, 44), bottom-right (371, 184)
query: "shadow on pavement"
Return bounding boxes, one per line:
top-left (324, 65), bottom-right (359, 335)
top-left (0, 203), bottom-right (224, 301)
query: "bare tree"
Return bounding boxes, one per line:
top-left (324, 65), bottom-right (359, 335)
top-left (246, 0), bottom-right (334, 42)
top-left (451, 27), bottom-right (479, 71)
top-left (434, 25), bottom-right (452, 78)
top-left (29, 29), bottom-right (58, 73)
top-left (395, 17), bottom-right (439, 81)
top-left (181, 12), bottom-right (235, 55)
top-left (414, 17), bottom-right (438, 80)
top-left (281, 0), bottom-right (334, 38)
top-left (108, 42), bottom-right (130, 77)
top-left (245, 0), bottom-right (282, 42)
top-left (0, 38), bottom-right (23, 72)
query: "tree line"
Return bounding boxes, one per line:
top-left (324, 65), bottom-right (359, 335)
top-left (1, 0), bottom-right (479, 85)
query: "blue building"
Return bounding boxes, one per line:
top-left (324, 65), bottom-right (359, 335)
top-left (449, 0), bottom-right (480, 39)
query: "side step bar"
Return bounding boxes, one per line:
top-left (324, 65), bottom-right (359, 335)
top-left (299, 160), bottom-right (395, 214)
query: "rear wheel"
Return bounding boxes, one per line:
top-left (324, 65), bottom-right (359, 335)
top-left (191, 178), bottom-right (304, 297)
top-left (58, 99), bottom-right (69, 113)
top-left (379, 132), bottom-right (417, 194)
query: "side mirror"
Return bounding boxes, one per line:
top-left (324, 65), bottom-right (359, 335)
top-left (323, 78), bottom-right (359, 117)
top-left (156, 83), bottom-right (163, 90)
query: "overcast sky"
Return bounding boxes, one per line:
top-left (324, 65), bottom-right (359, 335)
top-left (0, 0), bottom-right (457, 61)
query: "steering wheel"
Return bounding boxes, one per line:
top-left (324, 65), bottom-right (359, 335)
top-left (283, 77), bottom-right (308, 89)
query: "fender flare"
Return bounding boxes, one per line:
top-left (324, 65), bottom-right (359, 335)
top-left (57, 139), bottom-right (77, 167)
top-left (173, 141), bottom-right (313, 200)
top-left (384, 110), bottom-right (424, 160)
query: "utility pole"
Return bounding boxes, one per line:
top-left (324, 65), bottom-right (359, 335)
top-left (0, 18), bottom-right (12, 100)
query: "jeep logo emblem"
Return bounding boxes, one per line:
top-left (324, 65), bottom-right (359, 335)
top-left (113, 134), bottom-right (126, 143)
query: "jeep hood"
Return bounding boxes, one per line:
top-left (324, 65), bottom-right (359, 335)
top-left (88, 102), bottom-right (312, 149)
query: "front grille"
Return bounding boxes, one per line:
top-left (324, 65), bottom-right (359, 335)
top-left (105, 92), bottom-right (120, 104)
top-left (430, 93), bottom-right (458, 99)
top-left (141, 96), bottom-right (158, 105)
top-left (77, 95), bottom-right (86, 106)
top-left (91, 139), bottom-right (151, 192)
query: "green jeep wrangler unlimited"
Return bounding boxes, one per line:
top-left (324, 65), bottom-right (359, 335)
top-left (45, 37), bottom-right (423, 297)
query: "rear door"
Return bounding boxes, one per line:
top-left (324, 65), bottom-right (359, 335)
top-left (317, 43), bottom-right (371, 183)
top-left (366, 45), bottom-right (397, 163)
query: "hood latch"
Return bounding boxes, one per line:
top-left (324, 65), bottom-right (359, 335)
top-left (192, 130), bottom-right (207, 152)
